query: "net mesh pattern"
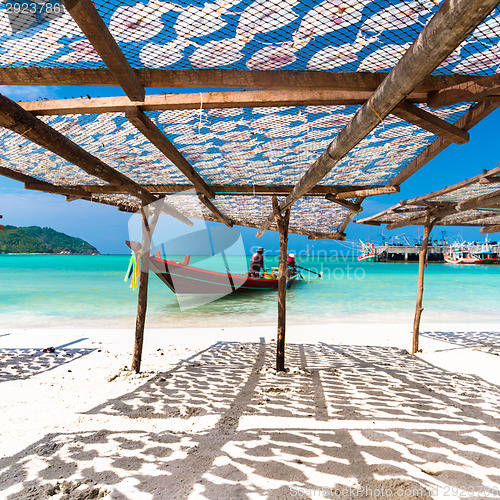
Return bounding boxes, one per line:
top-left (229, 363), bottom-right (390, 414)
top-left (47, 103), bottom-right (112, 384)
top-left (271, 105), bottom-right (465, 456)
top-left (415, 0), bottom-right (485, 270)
top-left (0, 100), bottom-right (472, 190)
top-left (146, 102), bottom-right (470, 187)
top-left (1, 1), bottom-right (499, 74)
top-left (430, 184), bottom-right (500, 203)
top-left (164, 194), bottom-right (350, 234)
top-left (0, 127), bottom-right (101, 185)
top-left (40, 113), bottom-right (191, 185)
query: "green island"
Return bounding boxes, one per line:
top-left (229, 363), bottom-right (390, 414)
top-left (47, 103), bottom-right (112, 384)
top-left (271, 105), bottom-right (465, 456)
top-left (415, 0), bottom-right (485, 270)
top-left (0, 225), bottom-right (100, 255)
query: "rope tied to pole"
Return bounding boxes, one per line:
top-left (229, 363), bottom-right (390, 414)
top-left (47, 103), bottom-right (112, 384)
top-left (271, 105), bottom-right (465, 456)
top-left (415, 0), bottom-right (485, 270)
top-left (368, 97), bottom-right (385, 124)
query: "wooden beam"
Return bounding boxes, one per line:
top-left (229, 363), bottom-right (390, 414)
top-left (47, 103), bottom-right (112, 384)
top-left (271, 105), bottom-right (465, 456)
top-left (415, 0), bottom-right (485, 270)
top-left (19, 90), bottom-right (429, 116)
top-left (0, 165), bottom-right (55, 188)
top-left (388, 101), bottom-right (500, 187)
top-left (412, 213), bottom-right (434, 354)
top-left (392, 101), bottom-right (469, 144)
top-left (125, 107), bottom-right (215, 198)
top-left (334, 186), bottom-right (400, 200)
top-left (325, 194), bottom-right (362, 211)
top-left (0, 67), bottom-right (480, 91)
top-left (60, 0), bottom-right (144, 101)
top-left (272, 196), bottom-right (290, 372)
top-left (479, 175), bottom-right (500, 184)
top-left (355, 220), bottom-right (381, 226)
top-left (427, 74), bottom-right (500, 108)
top-left (256, 0), bottom-right (499, 238)
top-left (23, 182), bottom-right (381, 197)
top-left (458, 191), bottom-right (500, 211)
top-left (480, 225), bottom-right (500, 234)
top-left (0, 92), bottom-right (156, 205)
top-left (198, 195), bottom-right (233, 227)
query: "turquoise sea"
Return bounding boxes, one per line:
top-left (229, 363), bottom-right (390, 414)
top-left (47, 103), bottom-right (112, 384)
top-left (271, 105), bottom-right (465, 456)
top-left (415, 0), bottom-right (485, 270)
top-left (1, 254), bottom-right (500, 328)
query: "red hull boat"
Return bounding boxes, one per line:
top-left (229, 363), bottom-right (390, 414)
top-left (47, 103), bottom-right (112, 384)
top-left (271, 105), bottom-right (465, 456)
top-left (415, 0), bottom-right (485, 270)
top-left (150, 255), bottom-right (299, 295)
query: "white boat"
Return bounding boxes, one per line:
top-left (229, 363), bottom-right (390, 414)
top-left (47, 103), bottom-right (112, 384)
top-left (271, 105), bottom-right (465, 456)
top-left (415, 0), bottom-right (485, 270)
top-left (444, 242), bottom-right (499, 265)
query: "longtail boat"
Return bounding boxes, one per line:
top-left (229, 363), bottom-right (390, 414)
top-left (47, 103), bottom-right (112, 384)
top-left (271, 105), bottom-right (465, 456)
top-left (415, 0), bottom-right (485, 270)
top-left (126, 241), bottom-right (300, 295)
top-left (150, 254), bottom-right (299, 294)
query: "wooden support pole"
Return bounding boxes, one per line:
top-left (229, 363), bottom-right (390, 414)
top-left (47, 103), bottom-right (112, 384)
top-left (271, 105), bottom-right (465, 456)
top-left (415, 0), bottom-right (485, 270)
top-left (131, 204), bottom-right (161, 373)
top-left (412, 213), bottom-right (435, 354)
top-left (273, 196), bottom-right (290, 372)
top-left (256, 0), bottom-right (499, 238)
top-left (23, 182), bottom-right (380, 197)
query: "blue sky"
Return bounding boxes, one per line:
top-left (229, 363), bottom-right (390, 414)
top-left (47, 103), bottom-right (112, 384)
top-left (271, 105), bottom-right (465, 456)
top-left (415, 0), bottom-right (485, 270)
top-left (0, 84), bottom-right (498, 254)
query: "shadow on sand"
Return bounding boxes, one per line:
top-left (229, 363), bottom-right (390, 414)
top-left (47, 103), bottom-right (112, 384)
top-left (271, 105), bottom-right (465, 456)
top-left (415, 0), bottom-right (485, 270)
top-left (1, 340), bottom-right (500, 498)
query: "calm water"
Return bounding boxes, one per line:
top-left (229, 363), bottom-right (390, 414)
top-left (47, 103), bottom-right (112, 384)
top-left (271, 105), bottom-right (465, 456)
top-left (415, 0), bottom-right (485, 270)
top-left (1, 254), bottom-right (499, 328)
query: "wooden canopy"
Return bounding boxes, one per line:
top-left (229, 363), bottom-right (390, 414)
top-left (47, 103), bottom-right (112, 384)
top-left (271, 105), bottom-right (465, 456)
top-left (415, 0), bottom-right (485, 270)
top-left (0, 0), bottom-right (499, 238)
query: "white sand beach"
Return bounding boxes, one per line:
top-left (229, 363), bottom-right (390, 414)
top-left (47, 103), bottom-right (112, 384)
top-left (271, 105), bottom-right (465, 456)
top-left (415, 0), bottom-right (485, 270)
top-left (1, 322), bottom-right (499, 499)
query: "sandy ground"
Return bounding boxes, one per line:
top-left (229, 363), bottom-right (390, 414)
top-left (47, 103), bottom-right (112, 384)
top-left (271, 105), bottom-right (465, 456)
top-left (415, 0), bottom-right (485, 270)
top-left (0, 322), bottom-right (499, 500)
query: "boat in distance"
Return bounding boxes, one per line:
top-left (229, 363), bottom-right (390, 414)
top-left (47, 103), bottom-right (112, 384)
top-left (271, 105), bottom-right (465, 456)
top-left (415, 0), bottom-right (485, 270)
top-left (443, 242), bottom-right (499, 265)
top-left (149, 254), bottom-right (300, 294)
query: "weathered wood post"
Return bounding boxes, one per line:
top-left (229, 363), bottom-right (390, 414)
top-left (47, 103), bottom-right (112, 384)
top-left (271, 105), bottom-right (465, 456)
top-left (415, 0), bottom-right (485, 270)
top-left (412, 211), bottom-right (435, 354)
top-left (131, 203), bottom-right (161, 373)
top-left (272, 197), bottom-right (290, 372)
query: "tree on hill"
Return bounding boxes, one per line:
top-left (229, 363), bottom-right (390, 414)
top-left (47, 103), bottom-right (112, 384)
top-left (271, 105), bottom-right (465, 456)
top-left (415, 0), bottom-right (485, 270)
top-left (0, 226), bottom-right (100, 254)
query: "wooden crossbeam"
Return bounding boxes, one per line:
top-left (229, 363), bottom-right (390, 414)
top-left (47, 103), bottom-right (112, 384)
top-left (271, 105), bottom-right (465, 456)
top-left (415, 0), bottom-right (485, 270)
top-left (388, 101), bottom-right (500, 187)
top-left (198, 195), bottom-right (233, 227)
top-left (427, 74), bottom-right (500, 108)
top-left (480, 225), bottom-right (500, 234)
top-left (256, 0), bottom-right (499, 238)
top-left (392, 101), bottom-right (469, 144)
top-left (0, 68), bottom-right (479, 92)
top-left (334, 186), bottom-right (400, 200)
top-left (325, 194), bottom-right (362, 211)
top-left (22, 182), bottom-right (379, 197)
top-left (125, 107), bottom-right (215, 199)
top-left (19, 90), bottom-right (429, 116)
top-left (60, 0), bottom-right (144, 101)
top-left (0, 165), bottom-right (55, 188)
